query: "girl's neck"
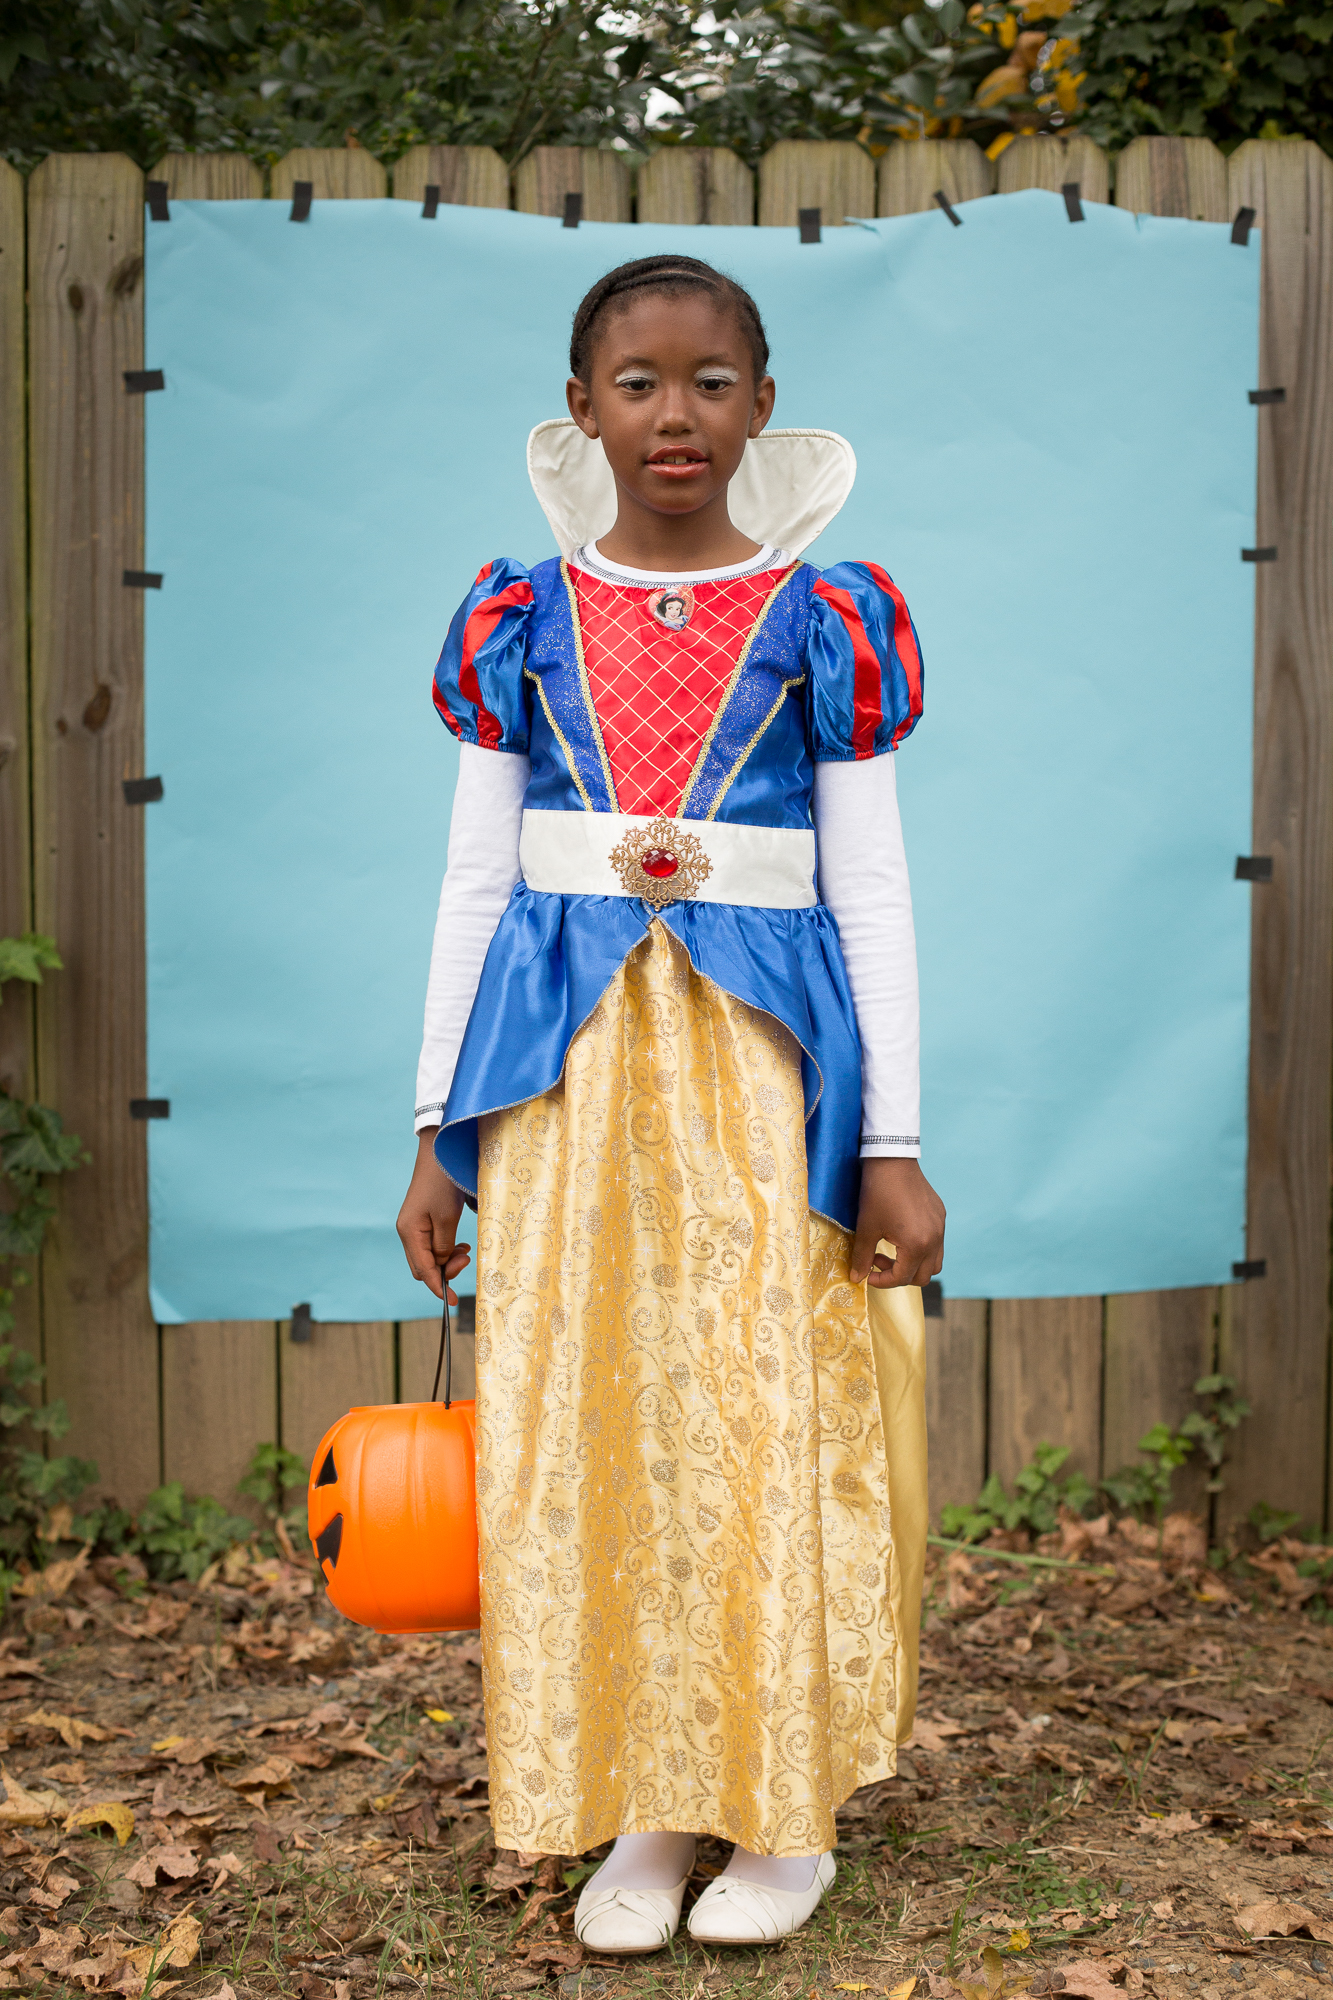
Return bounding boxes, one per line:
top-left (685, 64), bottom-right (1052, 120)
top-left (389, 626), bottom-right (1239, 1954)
top-left (594, 492), bottom-right (760, 575)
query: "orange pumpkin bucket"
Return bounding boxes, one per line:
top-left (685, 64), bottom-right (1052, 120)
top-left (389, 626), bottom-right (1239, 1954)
top-left (307, 1299), bottom-right (480, 1633)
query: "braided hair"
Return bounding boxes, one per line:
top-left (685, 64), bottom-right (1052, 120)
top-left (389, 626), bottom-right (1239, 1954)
top-left (569, 255), bottom-right (770, 385)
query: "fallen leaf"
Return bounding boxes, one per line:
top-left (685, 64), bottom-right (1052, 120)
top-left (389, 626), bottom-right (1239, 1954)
top-left (65, 1802), bottom-right (135, 1845)
top-left (906, 1717), bottom-right (967, 1755)
top-left (1135, 1811), bottom-right (1201, 1841)
top-left (1234, 1898), bottom-right (1333, 1943)
top-left (516, 1888), bottom-right (563, 1935)
top-left (201, 1986), bottom-right (237, 2000)
top-left (486, 1850), bottom-right (540, 1892)
top-left (523, 1939), bottom-right (582, 1971)
top-left (1151, 1900), bottom-right (1174, 1922)
top-left (834, 1987), bottom-right (876, 1994)
top-left (126, 1843), bottom-right (200, 1888)
top-left (27, 1870), bottom-right (78, 1910)
top-left (0, 1770), bottom-right (62, 1828)
top-left (24, 1712), bottom-right (113, 1751)
top-left (206, 1853), bottom-right (246, 1887)
top-left (11, 1549), bottom-right (90, 1601)
top-left (123, 1913), bottom-right (203, 1977)
top-left (888, 1983), bottom-right (918, 2000)
top-left (1054, 1966), bottom-right (1123, 2000)
top-left (1008, 1932), bottom-right (1031, 1953)
top-left (224, 1757), bottom-right (295, 1793)
top-left (425, 1709), bottom-right (455, 1723)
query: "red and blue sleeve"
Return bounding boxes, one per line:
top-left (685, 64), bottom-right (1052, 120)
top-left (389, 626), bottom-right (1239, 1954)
top-left (432, 556), bottom-right (534, 752)
top-left (805, 560), bottom-right (924, 760)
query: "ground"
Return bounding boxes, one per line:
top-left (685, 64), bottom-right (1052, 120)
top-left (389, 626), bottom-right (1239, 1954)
top-left (0, 1517), bottom-right (1331, 2000)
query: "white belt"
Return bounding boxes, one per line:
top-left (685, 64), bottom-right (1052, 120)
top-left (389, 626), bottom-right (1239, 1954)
top-left (519, 808), bottom-right (817, 910)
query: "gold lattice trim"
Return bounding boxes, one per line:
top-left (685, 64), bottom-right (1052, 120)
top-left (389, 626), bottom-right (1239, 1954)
top-left (608, 816), bottom-right (713, 909)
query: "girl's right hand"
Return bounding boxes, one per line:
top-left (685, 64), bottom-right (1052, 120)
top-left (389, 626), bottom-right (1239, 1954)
top-left (396, 1130), bottom-right (472, 1303)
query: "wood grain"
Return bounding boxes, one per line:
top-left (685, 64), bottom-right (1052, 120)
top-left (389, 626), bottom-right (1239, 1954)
top-left (996, 134), bottom-right (1109, 205)
top-left (28, 153), bottom-right (159, 1504)
top-left (391, 146), bottom-right (509, 209)
top-left (988, 1297), bottom-right (1102, 1487)
top-left (1113, 136), bottom-right (1228, 222)
top-left (0, 160), bottom-right (39, 1374)
top-left (924, 1299), bottom-right (987, 1526)
top-left (636, 150), bottom-right (754, 226)
top-left (400, 1315), bottom-right (478, 1404)
top-left (1103, 1289), bottom-right (1217, 1515)
top-left (271, 149), bottom-right (387, 202)
top-left (878, 140), bottom-right (991, 217)
top-left (758, 141), bottom-right (874, 227)
top-left (162, 1321), bottom-right (278, 1515)
top-left (513, 148), bottom-right (631, 222)
top-left (149, 154), bottom-right (262, 199)
top-left (281, 1321), bottom-right (394, 1472)
top-left (1219, 141), bottom-right (1333, 1534)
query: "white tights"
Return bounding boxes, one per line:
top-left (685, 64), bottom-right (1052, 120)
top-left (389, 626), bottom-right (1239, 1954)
top-left (598, 1830), bottom-right (820, 1893)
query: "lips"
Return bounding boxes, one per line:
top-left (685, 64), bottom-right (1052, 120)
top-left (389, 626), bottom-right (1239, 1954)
top-left (646, 448), bottom-right (709, 480)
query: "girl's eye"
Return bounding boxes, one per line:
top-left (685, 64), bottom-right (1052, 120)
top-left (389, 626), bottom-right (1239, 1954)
top-left (616, 373), bottom-right (655, 392)
top-left (697, 374), bottom-right (736, 392)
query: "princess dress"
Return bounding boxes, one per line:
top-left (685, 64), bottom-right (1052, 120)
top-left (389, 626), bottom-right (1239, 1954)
top-left (415, 425), bottom-right (929, 1860)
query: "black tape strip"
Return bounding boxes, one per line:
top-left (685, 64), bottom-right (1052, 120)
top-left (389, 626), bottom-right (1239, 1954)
top-left (563, 191), bottom-right (582, 229)
top-left (1249, 387), bottom-right (1286, 405)
top-left (290, 1301), bottom-right (314, 1344)
top-left (934, 189), bottom-right (962, 228)
top-left (799, 207), bottom-right (822, 244)
top-left (1242, 546), bottom-right (1278, 562)
top-left (130, 1098), bottom-right (170, 1120)
top-left (422, 184), bottom-right (440, 219)
top-left (123, 569), bottom-right (163, 589)
top-left (1062, 181), bottom-right (1084, 223)
top-left (1235, 855), bottom-right (1273, 882)
top-left (146, 181), bottom-right (170, 223)
top-left (123, 776), bottom-right (164, 805)
top-left (124, 369), bottom-right (165, 394)
top-left (1231, 206), bottom-right (1256, 246)
top-left (922, 1279), bottom-right (944, 1319)
top-left (290, 181), bottom-right (313, 223)
top-left (1233, 1259), bottom-right (1266, 1281)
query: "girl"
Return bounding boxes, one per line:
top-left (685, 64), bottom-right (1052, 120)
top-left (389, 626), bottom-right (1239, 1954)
top-left (397, 254), bottom-right (944, 1953)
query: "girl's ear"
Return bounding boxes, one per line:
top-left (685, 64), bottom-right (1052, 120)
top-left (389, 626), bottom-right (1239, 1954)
top-left (747, 374), bottom-right (777, 439)
top-left (566, 375), bottom-right (599, 439)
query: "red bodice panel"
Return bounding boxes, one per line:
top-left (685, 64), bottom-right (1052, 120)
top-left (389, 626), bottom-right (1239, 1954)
top-left (572, 565), bottom-right (789, 816)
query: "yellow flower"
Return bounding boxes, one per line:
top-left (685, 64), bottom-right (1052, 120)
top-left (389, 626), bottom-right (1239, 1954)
top-left (999, 12), bottom-right (1018, 46)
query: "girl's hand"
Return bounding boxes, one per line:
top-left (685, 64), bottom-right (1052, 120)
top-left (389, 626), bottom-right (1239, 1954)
top-left (850, 1157), bottom-right (945, 1290)
top-left (396, 1130), bottom-right (472, 1303)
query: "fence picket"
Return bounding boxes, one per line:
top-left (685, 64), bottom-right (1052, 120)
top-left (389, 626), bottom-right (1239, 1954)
top-left (1114, 136), bottom-right (1228, 221)
top-left (636, 149), bottom-right (754, 225)
top-left (924, 1300), bottom-right (988, 1526)
top-left (400, 1317), bottom-right (478, 1404)
top-left (28, 153), bottom-right (159, 1504)
top-left (996, 133), bottom-right (1109, 204)
top-left (0, 160), bottom-right (38, 1373)
top-left (758, 140), bottom-right (875, 227)
top-left (271, 148), bottom-right (388, 202)
top-left (392, 146), bottom-right (509, 209)
top-left (513, 148), bottom-right (631, 222)
top-left (1103, 1290), bottom-right (1216, 1515)
top-left (1219, 140), bottom-right (1333, 1535)
top-left (281, 1319), bottom-right (394, 1469)
top-left (988, 1297), bottom-right (1102, 1486)
top-left (878, 139), bottom-right (991, 217)
top-left (150, 154), bottom-right (262, 199)
top-left (146, 154), bottom-right (281, 1510)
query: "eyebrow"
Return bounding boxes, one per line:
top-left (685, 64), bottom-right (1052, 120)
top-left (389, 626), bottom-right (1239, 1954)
top-left (611, 352), bottom-right (742, 367)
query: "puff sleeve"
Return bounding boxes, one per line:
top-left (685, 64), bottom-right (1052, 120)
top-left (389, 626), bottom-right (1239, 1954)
top-left (432, 556), bottom-right (534, 752)
top-left (805, 560), bottom-right (923, 762)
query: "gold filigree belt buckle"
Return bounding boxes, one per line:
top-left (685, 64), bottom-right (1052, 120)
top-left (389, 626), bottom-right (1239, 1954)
top-left (608, 815), bottom-right (713, 910)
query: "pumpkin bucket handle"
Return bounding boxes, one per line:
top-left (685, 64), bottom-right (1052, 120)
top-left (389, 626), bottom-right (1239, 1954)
top-left (430, 1291), bottom-right (453, 1409)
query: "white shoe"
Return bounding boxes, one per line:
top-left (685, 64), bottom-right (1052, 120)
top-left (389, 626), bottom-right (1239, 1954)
top-left (686, 1852), bottom-right (836, 1944)
top-left (574, 1864), bottom-right (690, 1954)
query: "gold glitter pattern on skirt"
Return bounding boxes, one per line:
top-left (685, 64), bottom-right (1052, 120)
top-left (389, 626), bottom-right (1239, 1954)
top-left (473, 921), bottom-right (906, 1856)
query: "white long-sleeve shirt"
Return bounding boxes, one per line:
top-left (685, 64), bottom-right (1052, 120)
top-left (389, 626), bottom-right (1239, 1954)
top-left (415, 740), bottom-right (921, 1158)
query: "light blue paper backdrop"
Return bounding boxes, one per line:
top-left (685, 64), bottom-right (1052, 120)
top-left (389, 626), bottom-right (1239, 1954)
top-left (143, 192), bottom-right (1258, 1320)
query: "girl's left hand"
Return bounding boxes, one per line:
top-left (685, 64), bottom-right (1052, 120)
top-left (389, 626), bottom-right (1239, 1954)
top-left (850, 1157), bottom-right (946, 1290)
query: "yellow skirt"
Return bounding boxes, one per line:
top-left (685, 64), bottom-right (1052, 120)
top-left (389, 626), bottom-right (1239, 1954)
top-left (474, 921), bottom-right (926, 1857)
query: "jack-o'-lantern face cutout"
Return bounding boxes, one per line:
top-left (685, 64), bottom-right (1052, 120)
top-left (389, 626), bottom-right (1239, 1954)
top-left (306, 1402), bottom-right (480, 1634)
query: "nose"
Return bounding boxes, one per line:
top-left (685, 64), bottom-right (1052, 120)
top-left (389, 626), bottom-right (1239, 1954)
top-left (655, 383), bottom-right (696, 434)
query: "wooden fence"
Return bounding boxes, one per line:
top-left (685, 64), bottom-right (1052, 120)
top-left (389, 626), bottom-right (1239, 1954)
top-left (0, 131), bottom-right (1329, 1533)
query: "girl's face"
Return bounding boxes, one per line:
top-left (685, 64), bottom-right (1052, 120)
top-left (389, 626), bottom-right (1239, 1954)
top-left (566, 290), bottom-right (776, 525)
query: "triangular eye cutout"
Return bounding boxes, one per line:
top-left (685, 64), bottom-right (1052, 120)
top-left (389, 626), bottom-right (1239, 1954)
top-left (315, 1448), bottom-right (337, 1487)
top-left (315, 1513), bottom-right (343, 1569)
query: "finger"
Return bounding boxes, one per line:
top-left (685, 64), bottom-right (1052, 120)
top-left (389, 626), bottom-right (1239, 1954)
top-left (849, 1226), bottom-right (879, 1287)
top-left (400, 1217), bottom-right (443, 1292)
